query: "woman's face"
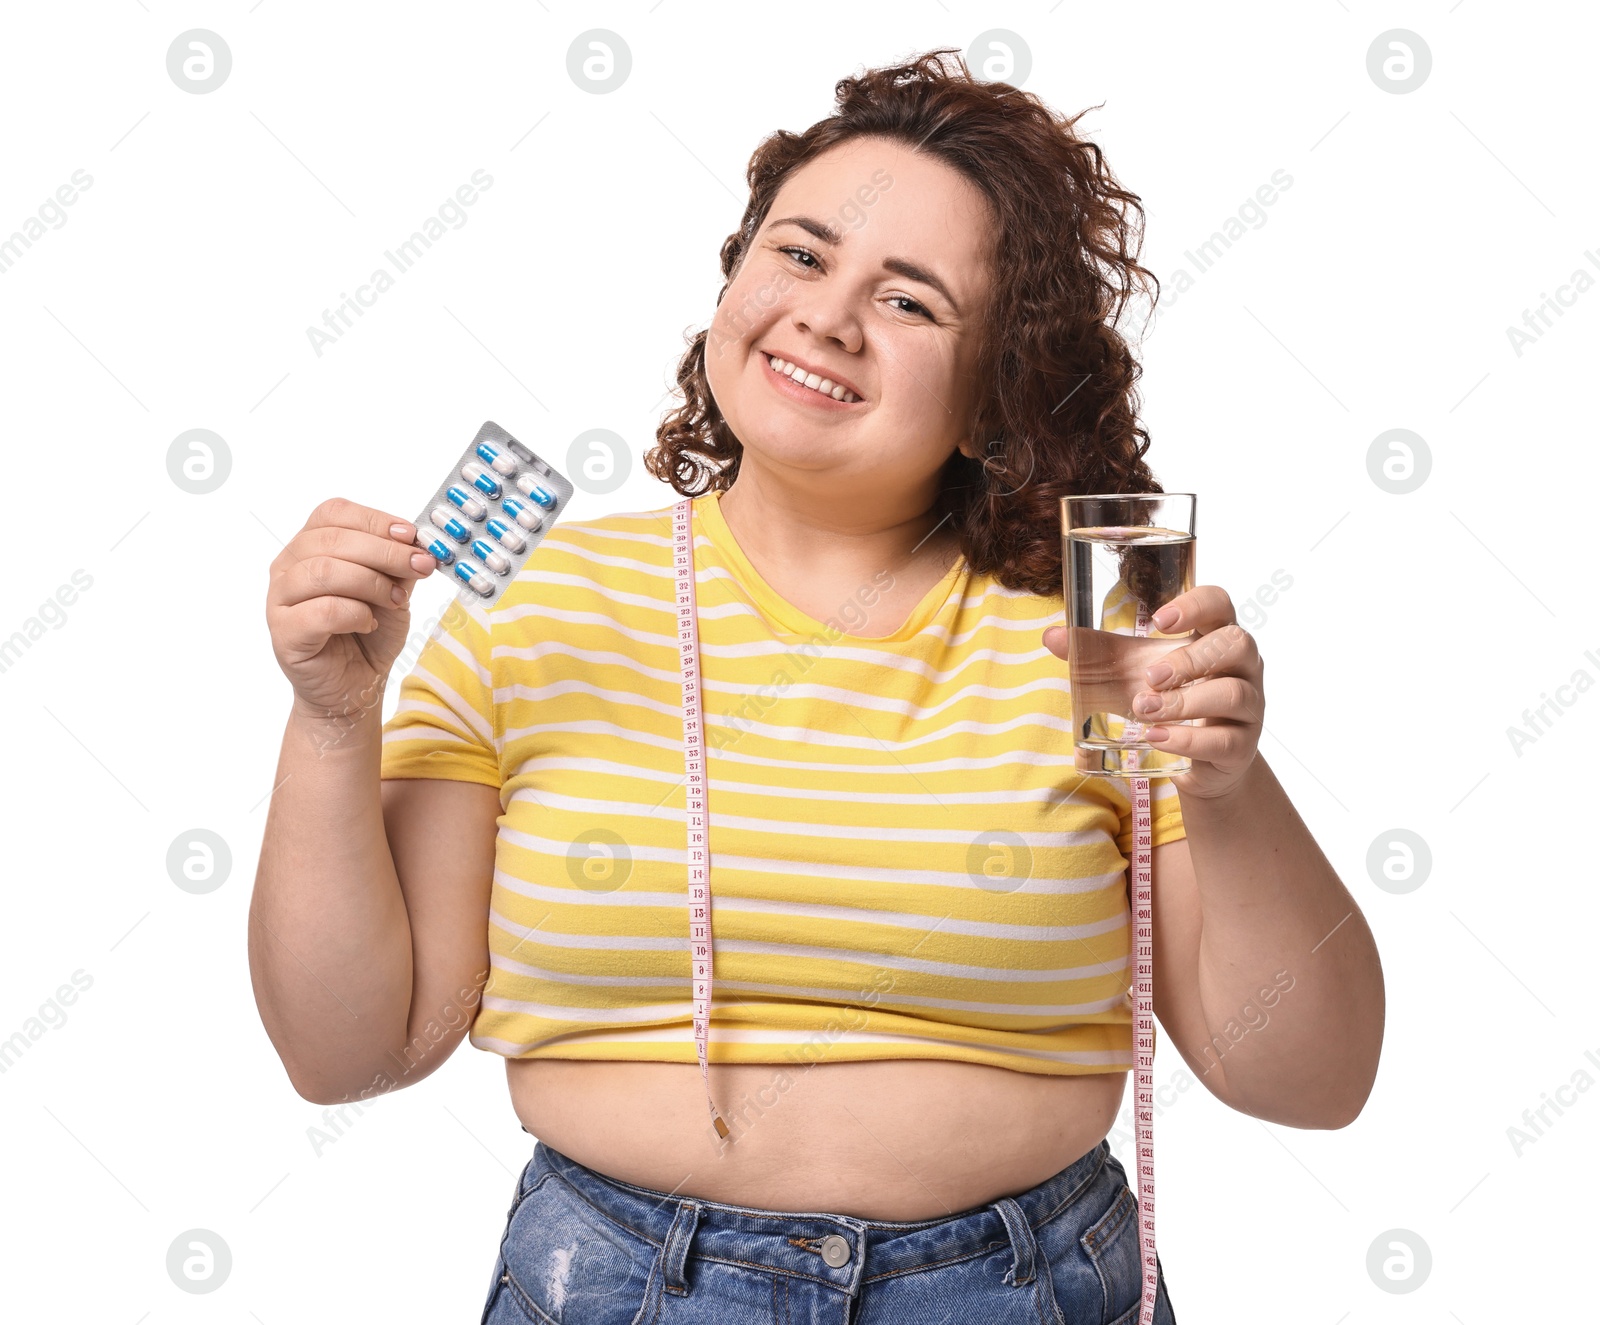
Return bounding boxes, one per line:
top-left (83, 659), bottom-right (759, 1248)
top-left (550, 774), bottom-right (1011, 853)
top-left (704, 136), bottom-right (995, 499)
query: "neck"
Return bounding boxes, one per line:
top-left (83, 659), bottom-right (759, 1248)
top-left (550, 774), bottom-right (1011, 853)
top-left (716, 465), bottom-right (961, 586)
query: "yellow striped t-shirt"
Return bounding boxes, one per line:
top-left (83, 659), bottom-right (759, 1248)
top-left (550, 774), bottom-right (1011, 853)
top-left (379, 488), bottom-right (1186, 1076)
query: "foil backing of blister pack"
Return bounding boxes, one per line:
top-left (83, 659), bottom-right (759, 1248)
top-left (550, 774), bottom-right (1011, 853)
top-left (411, 420), bottom-right (574, 609)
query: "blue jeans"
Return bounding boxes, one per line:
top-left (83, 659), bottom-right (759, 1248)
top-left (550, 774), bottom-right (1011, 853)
top-left (481, 1136), bottom-right (1177, 1324)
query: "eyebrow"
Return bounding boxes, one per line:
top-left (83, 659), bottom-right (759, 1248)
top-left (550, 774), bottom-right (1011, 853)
top-left (767, 214), bottom-right (961, 314)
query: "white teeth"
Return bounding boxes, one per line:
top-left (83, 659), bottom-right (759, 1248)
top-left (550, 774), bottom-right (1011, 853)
top-left (766, 353), bottom-right (858, 402)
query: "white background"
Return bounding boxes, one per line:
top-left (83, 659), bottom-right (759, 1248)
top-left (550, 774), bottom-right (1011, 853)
top-left (1, 2), bottom-right (1594, 1321)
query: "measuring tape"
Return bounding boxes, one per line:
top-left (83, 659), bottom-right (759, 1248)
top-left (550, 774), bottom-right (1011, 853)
top-left (1122, 599), bottom-right (1159, 1325)
top-left (673, 498), bottom-right (729, 1141)
top-left (674, 495), bottom-right (1159, 1318)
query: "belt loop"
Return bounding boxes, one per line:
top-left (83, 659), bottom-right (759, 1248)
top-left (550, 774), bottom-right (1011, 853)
top-left (662, 1200), bottom-right (702, 1295)
top-left (993, 1195), bottom-right (1038, 1286)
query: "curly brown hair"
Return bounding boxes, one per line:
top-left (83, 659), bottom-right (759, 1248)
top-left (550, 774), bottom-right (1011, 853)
top-left (643, 46), bottom-right (1167, 598)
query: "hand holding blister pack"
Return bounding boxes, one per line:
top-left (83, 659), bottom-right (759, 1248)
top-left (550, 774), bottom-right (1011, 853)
top-left (412, 421), bottom-right (574, 608)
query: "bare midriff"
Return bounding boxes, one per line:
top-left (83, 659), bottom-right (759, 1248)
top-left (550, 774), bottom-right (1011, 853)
top-left (506, 1057), bottom-right (1126, 1220)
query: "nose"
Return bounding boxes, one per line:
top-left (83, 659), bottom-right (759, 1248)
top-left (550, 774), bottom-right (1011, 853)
top-left (790, 282), bottom-right (863, 356)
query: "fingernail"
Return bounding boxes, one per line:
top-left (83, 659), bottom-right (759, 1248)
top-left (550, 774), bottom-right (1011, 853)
top-left (1146, 661), bottom-right (1173, 687)
top-left (391, 585), bottom-right (407, 606)
top-left (1151, 605), bottom-right (1178, 630)
top-left (390, 522), bottom-right (412, 541)
top-left (410, 551), bottom-right (434, 572)
top-left (1133, 691), bottom-right (1162, 714)
top-left (1145, 726), bottom-right (1169, 741)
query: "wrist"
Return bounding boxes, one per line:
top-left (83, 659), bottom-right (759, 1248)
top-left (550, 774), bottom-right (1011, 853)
top-left (289, 679), bottom-right (390, 756)
top-left (1174, 753), bottom-right (1268, 817)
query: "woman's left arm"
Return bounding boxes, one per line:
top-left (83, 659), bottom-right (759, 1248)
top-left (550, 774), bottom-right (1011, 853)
top-left (1043, 585), bottom-right (1386, 1129)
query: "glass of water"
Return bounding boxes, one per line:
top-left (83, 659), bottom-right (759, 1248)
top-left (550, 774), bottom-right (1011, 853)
top-left (1061, 493), bottom-right (1197, 779)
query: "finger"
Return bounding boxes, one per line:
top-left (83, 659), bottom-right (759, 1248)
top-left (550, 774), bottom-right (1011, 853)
top-left (302, 495), bottom-right (416, 542)
top-left (276, 595), bottom-right (381, 660)
top-left (1145, 622), bottom-right (1258, 690)
top-left (1143, 718), bottom-right (1257, 768)
top-left (284, 521), bottom-right (437, 584)
top-left (1130, 674), bottom-right (1261, 725)
top-left (294, 497), bottom-right (437, 578)
top-left (1149, 584), bottom-right (1236, 636)
top-left (275, 529), bottom-right (436, 605)
top-left (273, 550), bottom-right (415, 613)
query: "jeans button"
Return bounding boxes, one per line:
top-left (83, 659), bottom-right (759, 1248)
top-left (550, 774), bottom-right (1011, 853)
top-left (819, 1234), bottom-right (851, 1268)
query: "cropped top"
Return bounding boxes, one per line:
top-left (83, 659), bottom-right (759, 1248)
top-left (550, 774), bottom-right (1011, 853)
top-left (378, 488), bottom-right (1186, 1077)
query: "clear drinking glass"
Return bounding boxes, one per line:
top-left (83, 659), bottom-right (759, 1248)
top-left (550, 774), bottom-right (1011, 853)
top-left (1061, 493), bottom-right (1197, 779)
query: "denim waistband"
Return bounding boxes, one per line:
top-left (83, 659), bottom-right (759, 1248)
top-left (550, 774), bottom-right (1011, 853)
top-left (531, 1134), bottom-right (1113, 1294)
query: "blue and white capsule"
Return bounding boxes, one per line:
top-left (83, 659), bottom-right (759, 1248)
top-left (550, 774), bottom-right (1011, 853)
top-left (484, 518), bottom-right (526, 553)
top-left (501, 497), bottom-right (544, 532)
top-left (470, 539), bottom-right (511, 575)
top-left (453, 560), bottom-right (494, 596)
top-left (475, 441), bottom-right (518, 477)
top-left (445, 485), bottom-right (487, 521)
top-left (513, 473), bottom-right (556, 507)
top-left (415, 524), bottom-right (455, 566)
top-left (461, 461), bottom-right (501, 499)
top-left (430, 506), bottom-right (472, 543)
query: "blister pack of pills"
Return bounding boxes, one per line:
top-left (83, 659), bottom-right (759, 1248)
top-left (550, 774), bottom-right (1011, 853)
top-left (412, 420), bottom-right (573, 608)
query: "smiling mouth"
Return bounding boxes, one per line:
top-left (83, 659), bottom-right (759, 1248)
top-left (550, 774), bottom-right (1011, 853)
top-left (762, 351), bottom-right (862, 404)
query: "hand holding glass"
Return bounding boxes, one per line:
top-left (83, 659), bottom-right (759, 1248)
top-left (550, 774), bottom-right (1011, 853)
top-left (1061, 493), bottom-right (1197, 779)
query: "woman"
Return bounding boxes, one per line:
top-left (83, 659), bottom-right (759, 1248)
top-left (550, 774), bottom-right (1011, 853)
top-left (252, 48), bottom-right (1384, 1324)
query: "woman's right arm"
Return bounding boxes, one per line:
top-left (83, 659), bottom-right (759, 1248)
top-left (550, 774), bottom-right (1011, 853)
top-left (249, 498), bottom-right (500, 1105)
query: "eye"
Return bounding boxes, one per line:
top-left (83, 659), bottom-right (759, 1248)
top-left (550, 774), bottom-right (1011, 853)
top-left (888, 294), bottom-right (932, 320)
top-left (777, 246), bottom-right (934, 321)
